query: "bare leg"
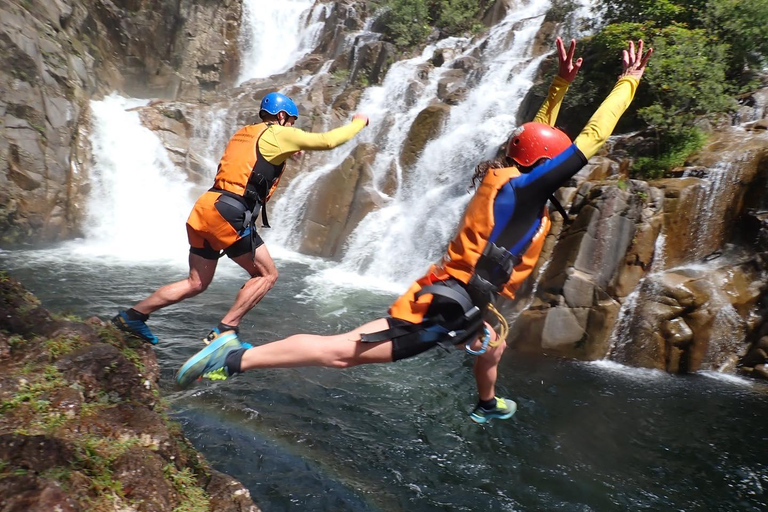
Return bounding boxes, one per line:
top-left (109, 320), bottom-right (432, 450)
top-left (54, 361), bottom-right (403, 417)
top-left (467, 324), bottom-right (505, 401)
top-left (220, 244), bottom-right (279, 327)
top-left (133, 253), bottom-right (218, 315)
top-left (240, 318), bottom-right (393, 370)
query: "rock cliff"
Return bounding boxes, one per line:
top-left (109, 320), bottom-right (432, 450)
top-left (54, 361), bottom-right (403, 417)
top-left (0, 0), bottom-right (240, 246)
top-left (0, 272), bottom-right (260, 511)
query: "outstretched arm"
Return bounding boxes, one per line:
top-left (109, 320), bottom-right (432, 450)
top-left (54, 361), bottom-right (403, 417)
top-left (515, 40), bottom-right (653, 197)
top-left (533, 37), bottom-right (584, 126)
top-left (574, 40), bottom-right (653, 159)
top-left (264, 114), bottom-right (369, 163)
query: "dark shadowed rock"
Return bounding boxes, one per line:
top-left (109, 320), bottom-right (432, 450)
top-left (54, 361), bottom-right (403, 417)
top-left (350, 41), bottom-right (396, 86)
top-left (0, 434), bottom-right (76, 472)
top-left (112, 448), bottom-right (179, 511)
top-left (0, 474), bottom-right (79, 511)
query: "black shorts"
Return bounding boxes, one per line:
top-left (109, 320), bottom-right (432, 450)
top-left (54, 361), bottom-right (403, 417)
top-left (387, 295), bottom-right (484, 361)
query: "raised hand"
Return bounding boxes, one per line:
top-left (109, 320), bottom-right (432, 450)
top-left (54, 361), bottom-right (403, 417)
top-left (352, 113), bottom-right (370, 126)
top-left (557, 37), bottom-right (583, 83)
top-left (620, 40), bottom-right (653, 80)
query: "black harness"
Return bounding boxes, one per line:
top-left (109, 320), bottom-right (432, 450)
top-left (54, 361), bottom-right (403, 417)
top-left (360, 279), bottom-right (485, 349)
top-left (210, 124), bottom-right (285, 255)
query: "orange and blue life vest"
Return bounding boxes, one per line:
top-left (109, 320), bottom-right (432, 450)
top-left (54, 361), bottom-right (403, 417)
top-left (390, 144), bottom-right (588, 324)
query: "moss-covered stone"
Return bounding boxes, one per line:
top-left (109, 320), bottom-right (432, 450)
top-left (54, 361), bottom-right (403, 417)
top-left (0, 275), bottom-right (260, 511)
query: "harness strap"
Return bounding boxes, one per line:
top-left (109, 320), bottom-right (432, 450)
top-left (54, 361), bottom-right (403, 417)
top-left (416, 284), bottom-right (480, 322)
top-left (260, 202), bottom-right (271, 229)
top-left (360, 322), bottom-right (428, 343)
top-left (210, 188), bottom-right (263, 255)
top-left (361, 281), bottom-right (486, 347)
top-left (549, 194), bottom-right (570, 222)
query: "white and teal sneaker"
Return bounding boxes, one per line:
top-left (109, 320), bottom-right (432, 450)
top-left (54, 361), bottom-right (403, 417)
top-left (176, 331), bottom-right (245, 389)
top-left (470, 397), bottom-right (517, 424)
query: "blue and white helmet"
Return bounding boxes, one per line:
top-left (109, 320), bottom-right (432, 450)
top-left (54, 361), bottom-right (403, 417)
top-left (259, 92), bottom-right (299, 118)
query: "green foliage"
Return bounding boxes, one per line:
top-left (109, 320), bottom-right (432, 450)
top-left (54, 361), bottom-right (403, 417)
top-left (331, 68), bottom-right (350, 83)
top-left (637, 25), bottom-right (734, 131)
top-left (631, 127), bottom-right (707, 178)
top-left (373, 0), bottom-right (431, 48)
top-left (433, 0), bottom-right (483, 34)
top-left (600, 0), bottom-right (707, 26)
top-left (580, 0), bottom-right (768, 172)
top-left (1, 366), bottom-right (67, 413)
top-left (45, 333), bottom-right (87, 359)
top-left (599, 0), bottom-right (768, 83)
top-left (561, 20), bottom-right (734, 173)
top-left (165, 465), bottom-right (210, 512)
top-left (7, 334), bottom-right (25, 349)
top-left (703, 0), bottom-right (768, 81)
top-left (373, 0), bottom-right (490, 49)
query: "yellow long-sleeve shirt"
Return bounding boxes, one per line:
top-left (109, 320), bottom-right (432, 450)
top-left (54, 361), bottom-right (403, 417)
top-left (533, 75), bottom-right (571, 127)
top-left (574, 76), bottom-right (639, 159)
top-left (258, 118), bottom-right (367, 165)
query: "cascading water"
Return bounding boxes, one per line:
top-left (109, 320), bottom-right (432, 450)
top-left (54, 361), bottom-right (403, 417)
top-left (238, 0), bottom-right (329, 83)
top-left (682, 161), bottom-right (740, 260)
top-left (69, 2), bottom-right (330, 265)
top-left (74, 95), bottom-right (196, 263)
top-left (271, 0), bottom-right (555, 291)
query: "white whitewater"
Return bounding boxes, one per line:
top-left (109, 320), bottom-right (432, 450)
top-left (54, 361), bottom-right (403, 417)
top-left (238, 0), bottom-right (327, 83)
top-left (72, 95), bottom-right (196, 264)
top-left (271, 0), bottom-right (555, 291)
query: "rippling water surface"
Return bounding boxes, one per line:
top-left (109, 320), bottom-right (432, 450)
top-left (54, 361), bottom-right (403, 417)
top-left (2, 249), bottom-right (767, 512)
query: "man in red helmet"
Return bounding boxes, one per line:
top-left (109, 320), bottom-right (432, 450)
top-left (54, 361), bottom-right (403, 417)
top-left (176, 40), bottom-right (653, 423)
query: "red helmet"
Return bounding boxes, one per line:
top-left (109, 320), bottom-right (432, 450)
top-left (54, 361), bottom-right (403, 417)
top-left (506, 122), bottom-right (571, 167)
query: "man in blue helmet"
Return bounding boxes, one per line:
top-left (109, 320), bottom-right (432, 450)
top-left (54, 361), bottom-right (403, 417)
top-left (113, 92), bottom-right (369, 345)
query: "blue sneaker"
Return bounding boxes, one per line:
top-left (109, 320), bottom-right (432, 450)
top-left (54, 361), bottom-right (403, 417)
top-left (111, 311), bottom-right (159, 345)
top-left (176, 330), bottom-right (245, 389)
top-left (470, 397), bottom-right (517, 424)
top-left (203, 327), bottom-right (251, 349)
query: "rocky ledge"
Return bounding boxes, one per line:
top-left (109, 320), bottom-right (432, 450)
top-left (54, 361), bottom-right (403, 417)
top-left (0, 272), bottom-right (259, 511)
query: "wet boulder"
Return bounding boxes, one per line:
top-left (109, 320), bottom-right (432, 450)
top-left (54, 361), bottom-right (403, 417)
top-left (509, 179), bottom-right (662, 360)
top-left (399, 103), bottom-right (451, 171)
top-left (298, 142), bottom-right (379, 258)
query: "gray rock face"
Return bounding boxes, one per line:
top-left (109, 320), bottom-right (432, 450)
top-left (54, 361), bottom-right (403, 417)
top-left (508, 126), bottom-right (768, 378)
top-left (0, 0), bottom-right (240, 247)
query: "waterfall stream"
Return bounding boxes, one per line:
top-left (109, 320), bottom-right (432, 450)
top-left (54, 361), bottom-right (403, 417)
top-left (238, 0), bottom-right (328, 83)
top-left (271, 0), bottom-right (555, 290)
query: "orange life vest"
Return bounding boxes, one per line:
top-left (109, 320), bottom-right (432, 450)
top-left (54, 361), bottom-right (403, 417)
top-left (213, 123), bottom-right (285, 207)
top-left (390, 166), bottom-right (551, 323)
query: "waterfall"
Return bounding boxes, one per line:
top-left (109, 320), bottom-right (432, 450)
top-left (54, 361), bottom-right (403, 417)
top-left (238, 0), bottom-right (329, 83)
top-left (74, 94), bottom-right (196, 263)
top-left (271, 0), bottom-right (554, 291)
top-left (69, 3), bottom-right (327, 263)
top-left (684, 161), bottom-right (739, 260)
top-left (606, 228), bottom-right (666, 359)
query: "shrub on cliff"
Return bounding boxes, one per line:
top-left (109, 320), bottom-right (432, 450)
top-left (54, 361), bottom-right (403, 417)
top-left (555, 0), bottom-right (768, 177)
top-left (372, 0), bottom-right (491, 49)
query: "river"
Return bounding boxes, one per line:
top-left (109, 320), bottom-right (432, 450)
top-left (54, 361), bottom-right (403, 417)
top-left (1, 248), bottom-right (766, 511)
